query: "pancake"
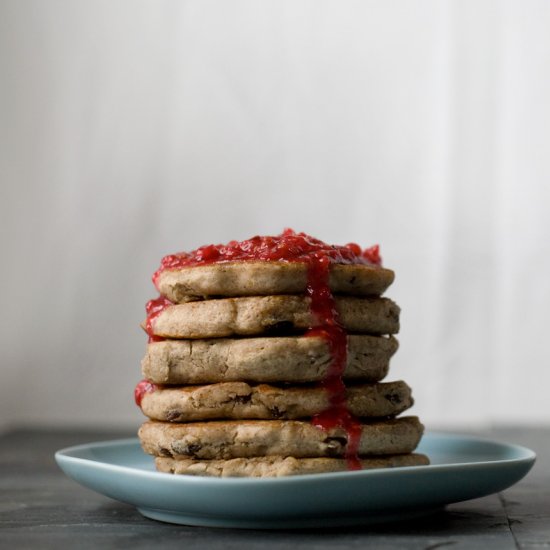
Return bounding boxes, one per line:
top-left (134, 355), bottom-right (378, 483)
top-left (139, 416), bottom-right (424, 460)
top-left (141, 334), bottom-right (398, 385)
top-left (155, 453), bottom-right (430, 477)
top-left (156, 261), bottom-right (394, 303)
top-left (139, 380), bottom-right (413, 422)
top-left (147, 295), bottom-right (399, 339)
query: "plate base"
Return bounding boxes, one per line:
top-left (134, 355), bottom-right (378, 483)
top-left (138, 506), bottom-right (443, 529)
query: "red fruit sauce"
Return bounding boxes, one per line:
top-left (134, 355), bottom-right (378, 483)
top-left (303, 255), bottom-right (363, 470)
top-left (152, 228), bottom-right (381, 289)
top-left (144, 296), bottom-right (172, 343)
top-left (134, 380), bottom-right (159, 407)
top-left (144, 229), bottom-right (384, 470)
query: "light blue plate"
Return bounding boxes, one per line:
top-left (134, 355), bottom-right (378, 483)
top-left (55, 432), bottom-right (535, 529)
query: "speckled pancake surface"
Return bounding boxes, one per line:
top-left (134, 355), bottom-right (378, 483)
top-left (139, 416), bottom-right (424, 460)
top-left (148, 295), bottom-right (399, 339)
top-left (156, 261), bottom-right (394, 303)
top-left (141, 335), bottom-right (398, 385)
top-left (139, 380), bottom-right (413, 422)
top-left (155, 453), bottom-right (430, 477)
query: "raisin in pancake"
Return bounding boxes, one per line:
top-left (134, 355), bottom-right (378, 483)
top-left (155, 453), bottom-right (429, 477)
top-left (156, 261), bottom-right (394, 303)
top-left (139, 417), bottom-right (424, 460)
top-left (148, 295), bottom-right (399, 339)
top-left (142, 335), bottom-right (398, 385)
top-left (140, 381), bottom-right (413, 422)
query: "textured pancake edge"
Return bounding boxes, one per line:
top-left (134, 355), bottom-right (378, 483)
top-left (155, 453), bottom-right (430, 477)
top-left (138, 416), bottom-right (424, 460)
top-left (157, 261), bottom-right (395, 302)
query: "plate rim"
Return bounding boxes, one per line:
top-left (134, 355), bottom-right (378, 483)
top-left (55, 431), bottom-right (537, 485)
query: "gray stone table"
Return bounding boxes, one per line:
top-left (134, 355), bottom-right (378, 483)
top-left (1, 427), bottom-right (548, 549)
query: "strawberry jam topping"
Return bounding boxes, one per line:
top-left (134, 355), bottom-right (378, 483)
top-left (147, 229), bottom-right (384, 470)
top-left (134, 380), bottom-right (159, 407)
top-left (152, 228), bottom-right (381, 288)
top-left (145, 296), bottom-right (173, 343)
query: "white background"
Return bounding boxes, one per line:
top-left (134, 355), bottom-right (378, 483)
top-left (1, 0), bottom-right (549, 432)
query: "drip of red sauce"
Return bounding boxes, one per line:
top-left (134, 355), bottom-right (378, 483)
top-left (304, 254), bottom-right (363, 470)
top-left (147, 229), bottom-right (384, 470)
top-left (134, 380), bottom-right (159, 407)
top-left (145, 296), bottom-right (173, 343)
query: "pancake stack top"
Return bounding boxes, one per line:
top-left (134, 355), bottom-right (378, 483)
top-left (136, 229), bottom-right (428, 477)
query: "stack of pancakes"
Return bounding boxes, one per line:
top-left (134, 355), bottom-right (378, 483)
top-left (136, 233), bottom-right (428, 477)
